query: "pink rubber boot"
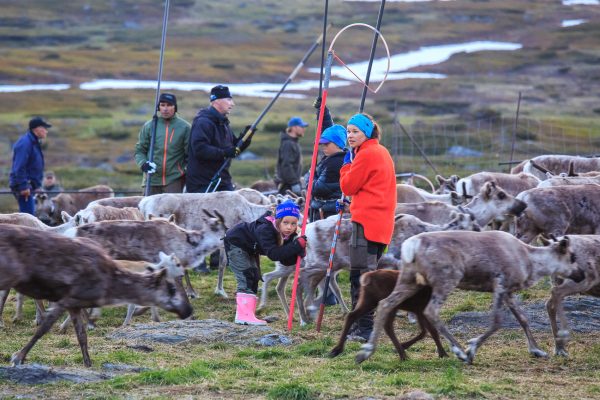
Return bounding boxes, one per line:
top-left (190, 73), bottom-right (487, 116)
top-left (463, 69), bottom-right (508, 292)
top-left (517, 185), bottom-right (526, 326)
top-left (235, 293), bottom-right (267, 326)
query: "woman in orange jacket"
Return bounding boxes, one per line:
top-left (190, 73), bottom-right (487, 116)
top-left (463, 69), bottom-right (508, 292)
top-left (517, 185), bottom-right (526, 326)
top-left (339, 113), bottom-right (397, 341)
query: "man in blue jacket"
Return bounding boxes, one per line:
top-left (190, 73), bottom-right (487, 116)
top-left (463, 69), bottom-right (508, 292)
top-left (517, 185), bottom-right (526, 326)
top-left (186, 85), bottom-right (251, 193)
top-left (9, 117), bottom-right (50, 215)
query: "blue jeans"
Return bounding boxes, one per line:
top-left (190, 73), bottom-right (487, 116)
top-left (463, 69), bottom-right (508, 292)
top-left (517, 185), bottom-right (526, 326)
top-left (16, 193), bottom-right (35, 215)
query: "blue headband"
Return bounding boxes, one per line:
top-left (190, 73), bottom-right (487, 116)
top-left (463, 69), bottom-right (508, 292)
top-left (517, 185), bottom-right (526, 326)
top-left (347, 114), bottom-right (374, 138)
top-left (275, 200), bottom-right (300, 219)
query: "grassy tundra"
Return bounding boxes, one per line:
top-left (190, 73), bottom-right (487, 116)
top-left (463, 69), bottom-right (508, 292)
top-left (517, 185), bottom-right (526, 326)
top-left (1, 261), bottom-right (600, 399)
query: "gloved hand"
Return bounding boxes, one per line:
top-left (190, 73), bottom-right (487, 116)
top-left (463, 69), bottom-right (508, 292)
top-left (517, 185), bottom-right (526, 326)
top-left (141, 161), bottom-right (157, 174)
top-left (291, 183), bottom-right (302, 195)
top-left (343, 150), bottom-right (355, 166)
top-left (224, 146), bottom-right (240, 158)
top-left (336, 198), bottom-right (351, 213)
top-left (237, 125), bottom-right (255, 152)
top-left (295, 235), bottom-right (307, 257)
top-left (313, 96), bottom-right (322, 110)
top-left (19, 188), bottom-right (31, 201)
top-left (295, 235), bottom-right (307, 249)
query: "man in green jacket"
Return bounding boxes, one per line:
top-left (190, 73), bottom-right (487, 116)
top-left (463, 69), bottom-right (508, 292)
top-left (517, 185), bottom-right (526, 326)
top-left (135, 93), bottom-right (191, 194)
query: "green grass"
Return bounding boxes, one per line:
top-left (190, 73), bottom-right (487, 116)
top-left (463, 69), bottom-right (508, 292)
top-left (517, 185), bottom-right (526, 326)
top-left (2, 265), bottom-right (600, 399)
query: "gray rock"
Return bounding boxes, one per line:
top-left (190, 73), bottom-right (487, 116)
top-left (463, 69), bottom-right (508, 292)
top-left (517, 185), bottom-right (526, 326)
top-left (256, 333), bottom-right (293, 347)
top-left (449, 296), bottom-right (600, 334)
top-left (108, 319), bottom-right (289, 347)
top-left (0, 364), bottom-right (111, 385)
top-left (101, 363), bottom-right (149, 373)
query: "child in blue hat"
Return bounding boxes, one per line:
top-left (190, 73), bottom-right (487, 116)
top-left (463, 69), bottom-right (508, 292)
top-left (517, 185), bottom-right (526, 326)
top-left (224, 200), bottom-right (307, 325)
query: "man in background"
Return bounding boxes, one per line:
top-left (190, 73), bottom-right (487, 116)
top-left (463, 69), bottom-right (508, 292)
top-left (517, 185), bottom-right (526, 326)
top-left (135, 93), bottom-right (191, 194)
top-left (9, 117), bottom-right (50, 215)
top-left (41, 171), bottom-right (63, 198)
top-left (275, 116), bottom-right (308, 195)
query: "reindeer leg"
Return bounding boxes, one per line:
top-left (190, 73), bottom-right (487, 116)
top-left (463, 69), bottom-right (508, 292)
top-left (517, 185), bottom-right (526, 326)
top-left (330, 294), bottom-right (379, 358)
top-left (151, 306), bottom-right (161, 322)
top-left (276, 275), bottom-right (290, 316)
top-left (0, 290), bottom-right (9, 328)
top-left (214, 251), bottom-right (228, 298)
top-left (257, 270), bottom-right (273, 311)
top-left (398, 312), bottom-right (428, 353)
top-left (504, 293), bottom-right (547, 358)
top-left (69, 308), bottom-right (92, 367)
top-left (423, 286), bottom-right (468, 363)
top-left (465, 280), bottom-right (507, 364)
top-left (421, 313), bottom-right (448, 358)
top-left (11, 305), bottom-right (65, 366)
top-left (58, 313), bottom-right (72, 334)
top-left (356, 283), bottom-right (419, 364)
top-left (383, 305), bottom-right (408, 360)
top-left (546, 278), bottom-right (590, 357)
top-left (184, 270), bottom-right (198, 299)
top-left (13, 292), bottom-right (25, 323)
top-left (330, 270), bottom-right (349, 314)
top-left (34, 300), bottom-right (46, 326)
top-left (87, 308), bottom-right (101, 330)
top-left (123, 304), bottom-right (136, 326)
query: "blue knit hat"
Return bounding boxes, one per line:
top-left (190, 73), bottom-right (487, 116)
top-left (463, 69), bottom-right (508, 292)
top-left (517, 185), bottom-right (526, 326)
top-left (347, 113), bottom-right (374, 138)
top-left (275, 200), bottom-right (300, 219)
top-left (319, 125), bottom-right (347, 149)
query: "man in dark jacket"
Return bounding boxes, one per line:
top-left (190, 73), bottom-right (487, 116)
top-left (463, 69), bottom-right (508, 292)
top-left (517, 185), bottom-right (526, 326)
top-left (187, 85), bottom-right (250, 193)
top-left (9, 117), bottom-right (50, 215)
top-left (275, 116), bottom-right (308, 195)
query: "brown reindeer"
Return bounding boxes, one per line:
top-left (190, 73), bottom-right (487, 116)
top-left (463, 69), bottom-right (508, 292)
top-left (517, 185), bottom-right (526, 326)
top-left (329, 269), bottom-right (447, 359)
top-left (0, 225), bottom-right (193, 367)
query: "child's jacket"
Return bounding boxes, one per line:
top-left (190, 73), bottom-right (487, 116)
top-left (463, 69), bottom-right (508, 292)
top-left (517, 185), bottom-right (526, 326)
top-left (224, 212), bottom-right (303, 265)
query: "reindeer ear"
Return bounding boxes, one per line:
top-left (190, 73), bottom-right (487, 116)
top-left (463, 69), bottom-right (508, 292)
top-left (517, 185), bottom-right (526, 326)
top-left (148, 213), bottom-right (155, 220)
top-left (539, 235), bottom-right (552, 246)
top-left (436, 175), bottom-right (446, 185)
top-left (167, 214), bottom-right (176, 223)
top-left (483, 182), bottom-right (493, 199)
top-left (449, 210), bottom-right (457, 219)
top-left (159, 251), bottom-right (168, 261)
top-left (61, 211), bottom-right (72, 223)
top-left (558, 236), bottom-right (570, 254)
top-left (152, 268), bottom-right (168, 287)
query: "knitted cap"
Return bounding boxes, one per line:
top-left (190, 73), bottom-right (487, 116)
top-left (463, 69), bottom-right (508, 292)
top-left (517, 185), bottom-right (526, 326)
top-left (210, 85), bottom-right (232, 101)
top-left (319, 125), bottom-right (347, 149)
top-left (347, 113), bottom-right (374, 138)
top-left (275, 200), bottom-right (300, 219)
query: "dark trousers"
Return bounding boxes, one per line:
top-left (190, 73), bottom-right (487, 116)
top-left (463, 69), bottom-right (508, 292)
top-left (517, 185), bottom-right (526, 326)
top-left (187, 182), bottom-right (234, 193)
top-left (349, 222), bottom-right (385, 334)
top-left (16, 193), bottom-right (35, 215)
top-left (148, 176), bottom-right (185, 195)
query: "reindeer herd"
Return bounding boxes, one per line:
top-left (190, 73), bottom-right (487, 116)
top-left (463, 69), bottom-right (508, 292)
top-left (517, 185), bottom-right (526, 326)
top-left (2, 154), bottom-right (600, 369)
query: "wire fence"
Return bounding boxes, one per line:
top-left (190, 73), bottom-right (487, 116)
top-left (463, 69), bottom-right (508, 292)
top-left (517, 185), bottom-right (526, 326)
top-left (382, 116), bottom-right (600, 177)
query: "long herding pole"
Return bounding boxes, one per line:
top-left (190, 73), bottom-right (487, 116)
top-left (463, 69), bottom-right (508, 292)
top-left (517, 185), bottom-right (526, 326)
top-left (144, 0), bottom-right (170, 197)
top-left (359, 0), bottom-right (386, 113)
top-left (205, 29), bottom-right (328, 193)
top-left (287, 51), bottom-right (334, 331)
top-left (318, 0), bottom-right (329, 98)
top-left (316, 0), bottom-right (387, 332)
top-left (507, 91), bottom-right (522, 173)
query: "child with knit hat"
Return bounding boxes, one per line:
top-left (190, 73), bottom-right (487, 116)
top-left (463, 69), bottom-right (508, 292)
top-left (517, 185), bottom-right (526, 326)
top-left (224, 200), bottom-right (307, 325)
